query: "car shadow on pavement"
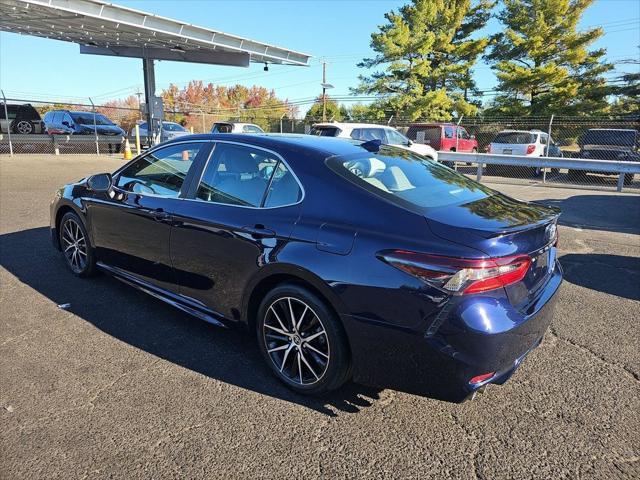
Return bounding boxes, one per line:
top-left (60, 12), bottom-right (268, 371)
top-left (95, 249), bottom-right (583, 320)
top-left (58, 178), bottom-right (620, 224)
top-left (1, 227), bottom-right (461, 416)
top-left (536, 195), bottom-right (640, 235)
top-left (560, 253), bottom-right (640, 301)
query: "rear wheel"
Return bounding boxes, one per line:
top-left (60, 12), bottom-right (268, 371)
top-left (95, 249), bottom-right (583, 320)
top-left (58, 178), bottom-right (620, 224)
top-left (13, 120), bottom-right (34, 134)
top-left (256, 284), bottom-right (351, 395)
top-left (59, 212), bottom-right (96, 277)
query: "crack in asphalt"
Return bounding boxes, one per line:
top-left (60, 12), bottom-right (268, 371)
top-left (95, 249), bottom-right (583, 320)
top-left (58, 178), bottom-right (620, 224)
top-left (2, 359), bottom-right (164, 435)
top-left (450, 412), bottom-right (484, 480)
top-left (548, 326), bottom-right (640, 382)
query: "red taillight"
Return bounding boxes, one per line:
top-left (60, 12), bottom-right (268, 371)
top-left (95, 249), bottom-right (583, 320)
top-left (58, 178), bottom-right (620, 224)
top-left (526, 144), bottom-right (535, 154)
top-left (378, 250), bottom-right (532, 295)
top-left (470, 372), bottom-right (495, 385)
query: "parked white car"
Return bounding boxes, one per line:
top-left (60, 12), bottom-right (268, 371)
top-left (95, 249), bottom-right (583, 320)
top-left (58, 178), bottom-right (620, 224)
top-left (487, 129), bottom-right (562, 176)
top-left (211, 122), bottom-right (264, 134)
top-left (310, 122), bottom-right (438, 161)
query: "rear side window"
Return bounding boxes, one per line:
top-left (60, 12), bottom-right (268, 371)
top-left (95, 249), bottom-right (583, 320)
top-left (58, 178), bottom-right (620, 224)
top-left (310, 126), bottom-right (339, 137)
top-left (493, 132), bottom-right (536, 144)
top-left (196, 143), bottom-right (301, 207)
top-left (351, 128), bottom-right (387, 142)
top-left (328, 147), bottom-right (492, 210)
top-left (407, 126), bottom-right (441, 143)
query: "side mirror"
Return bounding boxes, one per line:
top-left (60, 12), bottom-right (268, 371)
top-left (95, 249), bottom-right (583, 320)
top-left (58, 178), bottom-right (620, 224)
top-left (87, 173), bottom-right (112, 192)
top-left (407, 140), bottom-right (413, 146)
top-left (470, 134), bottom-right (476, 139)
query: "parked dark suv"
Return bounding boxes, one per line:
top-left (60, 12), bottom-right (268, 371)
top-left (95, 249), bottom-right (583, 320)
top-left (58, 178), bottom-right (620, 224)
top-left (0, 103), bottom-right (45, 134)
top-left (571, 129), bottom-right (639, 184)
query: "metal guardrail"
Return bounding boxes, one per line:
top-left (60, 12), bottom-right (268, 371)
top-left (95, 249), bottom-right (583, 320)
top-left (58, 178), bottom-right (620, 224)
top-left (437, 151), bottom-right (640, 192)
top-left (0, 133), bottom-right (124, 155)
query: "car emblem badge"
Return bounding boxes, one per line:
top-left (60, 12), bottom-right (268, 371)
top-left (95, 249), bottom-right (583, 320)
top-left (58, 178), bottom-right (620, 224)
top-left (545, 223), bottom-right (557, 243)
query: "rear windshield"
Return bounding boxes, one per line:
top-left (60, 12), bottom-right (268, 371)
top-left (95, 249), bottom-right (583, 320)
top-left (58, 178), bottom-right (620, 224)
top-left (406, 126), bottom-right (441, 142)
top-left (212, 123), bottom-right (233, 133)
top-left (310, 126), bottom-right (340, 137)
top-left (492, 132), bottom-right (536, 144)
top-left (327, 147), bottom-right (492, 210)
top-left (580, 130), bottom-right (637, 147)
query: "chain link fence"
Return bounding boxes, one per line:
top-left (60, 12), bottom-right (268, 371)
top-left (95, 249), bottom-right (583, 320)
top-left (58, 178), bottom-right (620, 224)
top-left (1, 96), bottom-right (638, 191)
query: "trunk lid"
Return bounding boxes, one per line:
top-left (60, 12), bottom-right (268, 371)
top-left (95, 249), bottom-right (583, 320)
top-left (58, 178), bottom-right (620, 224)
top-left (425, 193), bottom-right (560, 306)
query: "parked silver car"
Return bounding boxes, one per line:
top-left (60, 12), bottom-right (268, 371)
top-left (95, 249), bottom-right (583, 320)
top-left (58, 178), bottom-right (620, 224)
top-left (133, 121), bottom-right (189, 145)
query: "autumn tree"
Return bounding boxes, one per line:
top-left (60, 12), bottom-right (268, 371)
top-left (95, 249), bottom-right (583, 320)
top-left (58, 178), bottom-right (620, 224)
top-left (486, 0), bottom-right (613, 116)
top-left (355, 0), bottom-right (494, 121)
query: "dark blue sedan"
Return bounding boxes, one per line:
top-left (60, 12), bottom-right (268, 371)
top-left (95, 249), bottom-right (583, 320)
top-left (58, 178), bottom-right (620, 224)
top-left (49, 134), bottom-right (562, 400)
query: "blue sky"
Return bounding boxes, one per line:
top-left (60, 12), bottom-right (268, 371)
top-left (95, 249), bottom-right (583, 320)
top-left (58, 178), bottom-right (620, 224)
top-left (1, 0), bottom-right (638, 112)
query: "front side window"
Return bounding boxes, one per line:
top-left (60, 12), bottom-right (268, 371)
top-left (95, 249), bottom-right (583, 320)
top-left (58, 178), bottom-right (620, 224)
top-left (196, 143), bottom-right (301, 208)
top-left (116, 142), bottom-right (203, 197)
top-left (243, 125), bottom-right (264, 133)
top-left (328, 146), bottom-right (492, 210)
top-left (458, 128), bottom-right (470, 139)
top-left (385, 129), bottom-right (410, 146)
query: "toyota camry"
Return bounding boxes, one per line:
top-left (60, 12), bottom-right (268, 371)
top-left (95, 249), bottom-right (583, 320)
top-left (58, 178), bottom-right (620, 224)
top-left (50, 134), bottom-right (562, 400)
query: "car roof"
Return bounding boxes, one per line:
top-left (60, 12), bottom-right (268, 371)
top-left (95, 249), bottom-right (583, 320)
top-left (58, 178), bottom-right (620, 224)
top-left (162, 132), bottom-right (375, 157)
top-left (213, 121), bottom-right (259, 127)
top-left (408, 123), bottom-right (455, 127)
top-left (313, 122), bottom-right (395, 130)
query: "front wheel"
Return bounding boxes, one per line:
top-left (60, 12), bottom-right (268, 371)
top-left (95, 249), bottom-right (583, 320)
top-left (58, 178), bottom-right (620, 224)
top-left (59, 212), bottom-right (96, 277)
top-left (256, 284), bottom-right (351, 395)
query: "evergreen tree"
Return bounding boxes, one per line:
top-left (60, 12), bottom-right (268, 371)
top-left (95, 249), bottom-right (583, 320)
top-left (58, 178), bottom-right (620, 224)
top-left (355, 0), bottom-right (494, 121)
top-left (486, 0), bottom-right (613, 116)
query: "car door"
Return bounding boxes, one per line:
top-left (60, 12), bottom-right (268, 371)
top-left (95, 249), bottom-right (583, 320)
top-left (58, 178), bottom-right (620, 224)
top-left (169, 141), bottom-right (303, 319)
top-left (87, 141), bottom-right (212, 293)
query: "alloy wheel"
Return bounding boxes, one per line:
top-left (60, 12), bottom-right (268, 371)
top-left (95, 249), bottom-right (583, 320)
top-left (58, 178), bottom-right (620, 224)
top-left (61, 218), bottom-right (88, 273)
top-left (15, 121), bottom-right (33, 134)
top-left (262, 297), bottom-right (330, 386)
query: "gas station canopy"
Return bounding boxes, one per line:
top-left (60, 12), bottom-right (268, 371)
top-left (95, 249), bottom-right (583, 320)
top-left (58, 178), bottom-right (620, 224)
top-left (0, 0), bottom-right (311, 67)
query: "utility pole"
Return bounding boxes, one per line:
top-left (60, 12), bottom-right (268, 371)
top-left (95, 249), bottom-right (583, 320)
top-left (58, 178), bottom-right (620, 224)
top-left (320, 59), bottom-right (334, 122)
top-left (322, 61), bottom-right (327, 122)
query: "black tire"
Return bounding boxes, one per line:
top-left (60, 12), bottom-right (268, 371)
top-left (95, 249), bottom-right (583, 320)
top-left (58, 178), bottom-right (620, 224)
top-left (256, 284), bottom-right (351, 395)
top-left (12, 120), bottom-right (34, 135)
top-left (59, 212), bottom-right (97, 277)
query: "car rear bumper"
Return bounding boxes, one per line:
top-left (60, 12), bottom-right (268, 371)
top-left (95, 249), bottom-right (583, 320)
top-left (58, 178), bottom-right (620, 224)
top-left (341, 260), bottom-right (562, 402)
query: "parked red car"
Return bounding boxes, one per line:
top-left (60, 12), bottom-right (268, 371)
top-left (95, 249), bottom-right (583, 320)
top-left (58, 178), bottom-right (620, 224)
top-left (406, 123), bottom-right (478, 152)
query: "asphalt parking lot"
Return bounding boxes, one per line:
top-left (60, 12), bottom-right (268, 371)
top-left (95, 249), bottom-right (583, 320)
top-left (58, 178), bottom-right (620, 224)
top-left (1, 154), bottom-right (639, 479)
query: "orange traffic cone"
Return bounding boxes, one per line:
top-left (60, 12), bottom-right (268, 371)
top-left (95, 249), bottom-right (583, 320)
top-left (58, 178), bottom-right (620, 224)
top-left (123, 138), bottom-right (132, 160)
